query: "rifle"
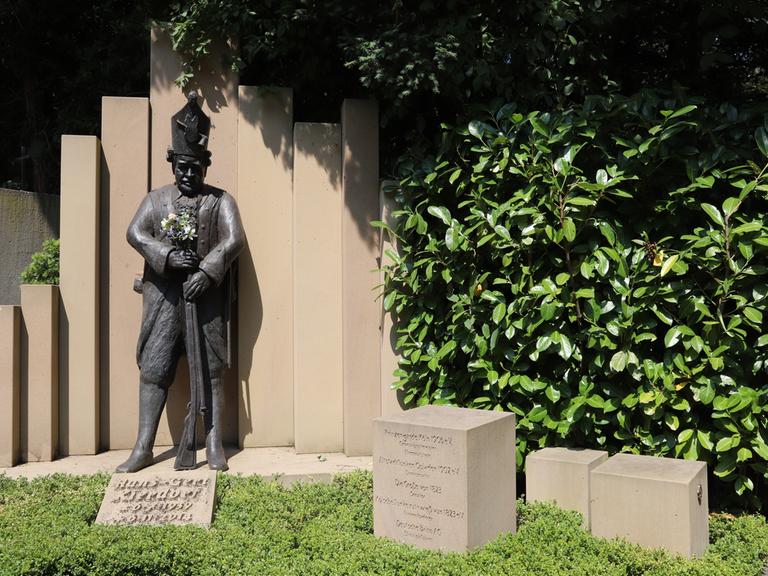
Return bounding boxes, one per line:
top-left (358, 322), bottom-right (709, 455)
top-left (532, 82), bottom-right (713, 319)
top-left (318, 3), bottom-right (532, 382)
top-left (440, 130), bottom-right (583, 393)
top-left (174, 292), bottom-right (207, 470)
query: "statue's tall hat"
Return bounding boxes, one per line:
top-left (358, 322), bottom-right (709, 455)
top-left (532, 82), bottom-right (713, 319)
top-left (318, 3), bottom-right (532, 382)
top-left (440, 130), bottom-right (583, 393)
top-left (167, 91), bottom-right (211, 164)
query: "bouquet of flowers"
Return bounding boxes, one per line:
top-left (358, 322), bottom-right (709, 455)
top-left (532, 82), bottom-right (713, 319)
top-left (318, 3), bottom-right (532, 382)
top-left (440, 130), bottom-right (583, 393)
top-left (161, 207), bottom-right (197, 249)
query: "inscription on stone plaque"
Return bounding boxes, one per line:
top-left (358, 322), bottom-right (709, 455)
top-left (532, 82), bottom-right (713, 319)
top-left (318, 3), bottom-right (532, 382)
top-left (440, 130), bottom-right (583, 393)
top-left (374, 405), bottom-right (516, 552)
top-left (96, 470), bottom-right (217, 527)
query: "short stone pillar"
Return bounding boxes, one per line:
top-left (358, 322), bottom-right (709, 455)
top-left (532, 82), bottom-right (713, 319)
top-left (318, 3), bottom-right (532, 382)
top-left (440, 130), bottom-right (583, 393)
top-left (590, 453), bottom-right (708, 558)
top-left (0, 306), bottom-right (21, 467)
top-left (525, 447), bottom-right (608, 529)
top-left (20, 284), bottom-right (59, 462)
top-left (373, 405), bottom-right (516, 552)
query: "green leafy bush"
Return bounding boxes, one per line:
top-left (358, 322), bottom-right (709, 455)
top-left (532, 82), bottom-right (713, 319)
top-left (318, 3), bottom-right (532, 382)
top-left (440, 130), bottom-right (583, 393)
top-left (379, 91), bottom-right (768, 508)
top-left (20, 238), bottom-right (60, 285)
top-left (0, 473), bottom-right (766, 576)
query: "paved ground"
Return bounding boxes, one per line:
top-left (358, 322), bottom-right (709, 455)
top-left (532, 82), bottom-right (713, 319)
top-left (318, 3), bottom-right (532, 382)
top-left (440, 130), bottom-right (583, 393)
top-left (0, 446), bottom-right (372, 485)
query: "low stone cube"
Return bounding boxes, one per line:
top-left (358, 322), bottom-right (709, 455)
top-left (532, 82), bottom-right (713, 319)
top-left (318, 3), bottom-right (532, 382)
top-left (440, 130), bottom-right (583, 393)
top-left (590, 453), bottom-right (708, 558)
top-left (373, 405), bottom-right (516, 552)
top-left (526, 447), bottom-right (608, 529)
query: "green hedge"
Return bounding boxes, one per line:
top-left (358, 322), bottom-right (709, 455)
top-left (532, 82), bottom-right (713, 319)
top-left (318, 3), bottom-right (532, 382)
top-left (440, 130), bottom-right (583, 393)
top-left (20, 238), bottom-right (59, 285)
top-left (379, 91), bottom-right (768, 509)
top-left (0, 473), bottom-right (766, 575)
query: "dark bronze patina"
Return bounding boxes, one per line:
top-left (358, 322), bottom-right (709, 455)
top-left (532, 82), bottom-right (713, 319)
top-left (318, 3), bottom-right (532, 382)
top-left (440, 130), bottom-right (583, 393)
top-left (116, 92), bottom-right (245, 473)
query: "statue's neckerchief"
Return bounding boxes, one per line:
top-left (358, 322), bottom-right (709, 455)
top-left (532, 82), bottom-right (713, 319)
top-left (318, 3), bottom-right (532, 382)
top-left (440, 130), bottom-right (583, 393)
top-left (174, 191), bottom-right (202, 215)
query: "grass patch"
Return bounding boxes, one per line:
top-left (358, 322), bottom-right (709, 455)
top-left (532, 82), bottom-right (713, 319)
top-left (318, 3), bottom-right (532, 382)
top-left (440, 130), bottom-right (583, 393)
top-left (0, 471), bottom-right (766, 575)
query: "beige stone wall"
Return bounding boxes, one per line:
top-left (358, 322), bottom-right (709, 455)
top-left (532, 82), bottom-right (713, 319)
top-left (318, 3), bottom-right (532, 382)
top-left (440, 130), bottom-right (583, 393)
top-left (237, 87), bottom-right (295, 448)
top-left (341, 100), bottom-right (381, 456)
top-left (293, 123), bottom-right (344, 454)
top-left (100, 97), bottom-right (149, 450)
top-left (0, 189), bottom-right (59, 306)
top-left (59, 135), bottom-right (101, 455)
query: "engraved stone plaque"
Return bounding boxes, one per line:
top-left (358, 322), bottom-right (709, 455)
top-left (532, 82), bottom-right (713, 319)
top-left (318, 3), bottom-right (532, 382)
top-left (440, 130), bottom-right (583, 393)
top-left (96, 470), bottom-right (217, 527)
top-left (374, 405), bottom-right (516, 552)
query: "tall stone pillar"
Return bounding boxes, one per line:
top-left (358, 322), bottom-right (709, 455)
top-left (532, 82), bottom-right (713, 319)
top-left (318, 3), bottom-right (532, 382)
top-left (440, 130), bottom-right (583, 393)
top-left (59, 135), bottom-right (100, 455)
top-left (100, 97), bottom-right (149, 449)
top-left (341, 100), bottom-right (381, 455)
top-left (237, 87), bottom-right (295, 448)
top-left (293, 123), bottom-right (344, 453)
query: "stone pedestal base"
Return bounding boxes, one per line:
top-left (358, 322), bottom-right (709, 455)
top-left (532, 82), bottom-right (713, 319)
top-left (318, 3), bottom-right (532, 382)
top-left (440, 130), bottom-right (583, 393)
top-left (373, 405), bottom-right (516, 552)
top-left (590, 453), bottom-right (708, 558)
top-left (526, 447), bottom-right (607, 529)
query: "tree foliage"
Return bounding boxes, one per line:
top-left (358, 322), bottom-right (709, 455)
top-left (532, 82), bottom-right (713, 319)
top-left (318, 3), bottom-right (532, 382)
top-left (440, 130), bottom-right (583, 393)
top-left (161, 1), bottom-right (768, 169)
top-left (378, 93), bottom-right (768, 508)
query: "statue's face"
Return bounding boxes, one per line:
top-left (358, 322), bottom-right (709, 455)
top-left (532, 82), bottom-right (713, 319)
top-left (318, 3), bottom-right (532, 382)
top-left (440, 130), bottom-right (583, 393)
top-left (174, 157), bottom-right (206, 196)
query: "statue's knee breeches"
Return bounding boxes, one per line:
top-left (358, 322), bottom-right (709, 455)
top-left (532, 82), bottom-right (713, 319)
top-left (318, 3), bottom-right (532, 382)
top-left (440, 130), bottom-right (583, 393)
top-left (138, 319), bottom-right (184, 388)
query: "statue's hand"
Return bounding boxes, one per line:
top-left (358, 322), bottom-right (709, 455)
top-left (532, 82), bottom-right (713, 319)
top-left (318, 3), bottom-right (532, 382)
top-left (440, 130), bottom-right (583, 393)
top-left (168, 249), bottom-right (199, 271)
top-left (183, 270), bottom-right (212, 301)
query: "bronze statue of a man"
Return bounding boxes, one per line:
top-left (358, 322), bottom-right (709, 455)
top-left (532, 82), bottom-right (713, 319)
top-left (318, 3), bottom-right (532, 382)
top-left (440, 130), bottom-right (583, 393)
top-left (117, 92), bottom-right (245, 473)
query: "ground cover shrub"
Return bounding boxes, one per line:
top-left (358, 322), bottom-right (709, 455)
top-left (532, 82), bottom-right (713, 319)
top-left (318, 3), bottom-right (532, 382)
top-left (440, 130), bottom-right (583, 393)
top-left (378, 91), bottom-right (768, 509)
top-left (20, 238), bottom-right (59, 285)
top-left (0, 473), bottom-right (766, 576)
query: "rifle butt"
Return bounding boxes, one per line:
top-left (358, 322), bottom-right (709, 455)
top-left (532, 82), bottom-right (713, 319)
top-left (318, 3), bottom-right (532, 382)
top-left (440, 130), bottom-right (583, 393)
top-left (173, 419), bottom-right (197, 470)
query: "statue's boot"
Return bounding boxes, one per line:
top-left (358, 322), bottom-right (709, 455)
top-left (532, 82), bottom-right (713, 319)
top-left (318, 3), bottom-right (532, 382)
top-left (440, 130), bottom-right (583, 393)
top-left (116, 381), bottom-right (167, 473)
top-left (205, 377), bottom-right (228, 471)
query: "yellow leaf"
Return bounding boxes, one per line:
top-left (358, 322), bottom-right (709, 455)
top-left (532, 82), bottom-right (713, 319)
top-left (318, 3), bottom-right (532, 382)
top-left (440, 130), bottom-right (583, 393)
top-left (660, 254), bottom-right (679, 277)
top-left (652, 250), bottom-right (664, 266)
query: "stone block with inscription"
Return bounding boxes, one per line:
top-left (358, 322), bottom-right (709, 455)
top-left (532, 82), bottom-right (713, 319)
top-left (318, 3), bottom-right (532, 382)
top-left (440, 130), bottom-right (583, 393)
top-left (525, 447), bottom-right (608, 529)
top-left (96, 471), bottom-right (217, 527)
top-left (373, 405), bottom-right (516, 552)
top-left (590, 453), bottom-right (708, 558)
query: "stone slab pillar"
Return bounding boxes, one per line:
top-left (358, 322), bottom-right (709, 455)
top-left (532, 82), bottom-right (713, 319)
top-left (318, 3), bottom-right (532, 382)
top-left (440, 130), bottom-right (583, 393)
top-left (20, 284), bottom-right (59, 462)
top-left (0, 306), bottom-right (21, 466)
top-left (590, 453), bottom-right (708, 558)
top-left (341, 99), bottom-right (381, 456)
top-left (150, 28), bottom-right (239, 446)
top-left (237, 86), bottom-right (295, 448)
top-left (293, 123), bottom-right (344, 453)
top-left (525, 447), bottom-right (608, 529)
top-left (59, 135), bottom-right (100, 455)
top-left (374, 405), bottom-right (516, 552)
top-left (379, 181), bottom-right (403, 416)
top-left (100, 97), bottom-right (149, 450)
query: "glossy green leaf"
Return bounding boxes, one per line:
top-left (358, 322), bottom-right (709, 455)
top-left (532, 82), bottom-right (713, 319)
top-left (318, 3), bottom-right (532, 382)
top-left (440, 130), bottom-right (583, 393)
top-left (700, 203), bottom-right (724, 227)
top-left (664, 327), bottom-right (681, 348)
top-left (563, 218), bottom-right (576, 242)
top-left (756, 126), bottom-right (768, 158)
top-left (722, 197), bottom-right (740, 217)
top-left (609, 350), bottom-right (628, 372)
top-left (744, 307), bottom-right (762, 324)
top-left (445, 226), bottom-right (459, 251)
top-left (427, 205), bottom-right (451, 225)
